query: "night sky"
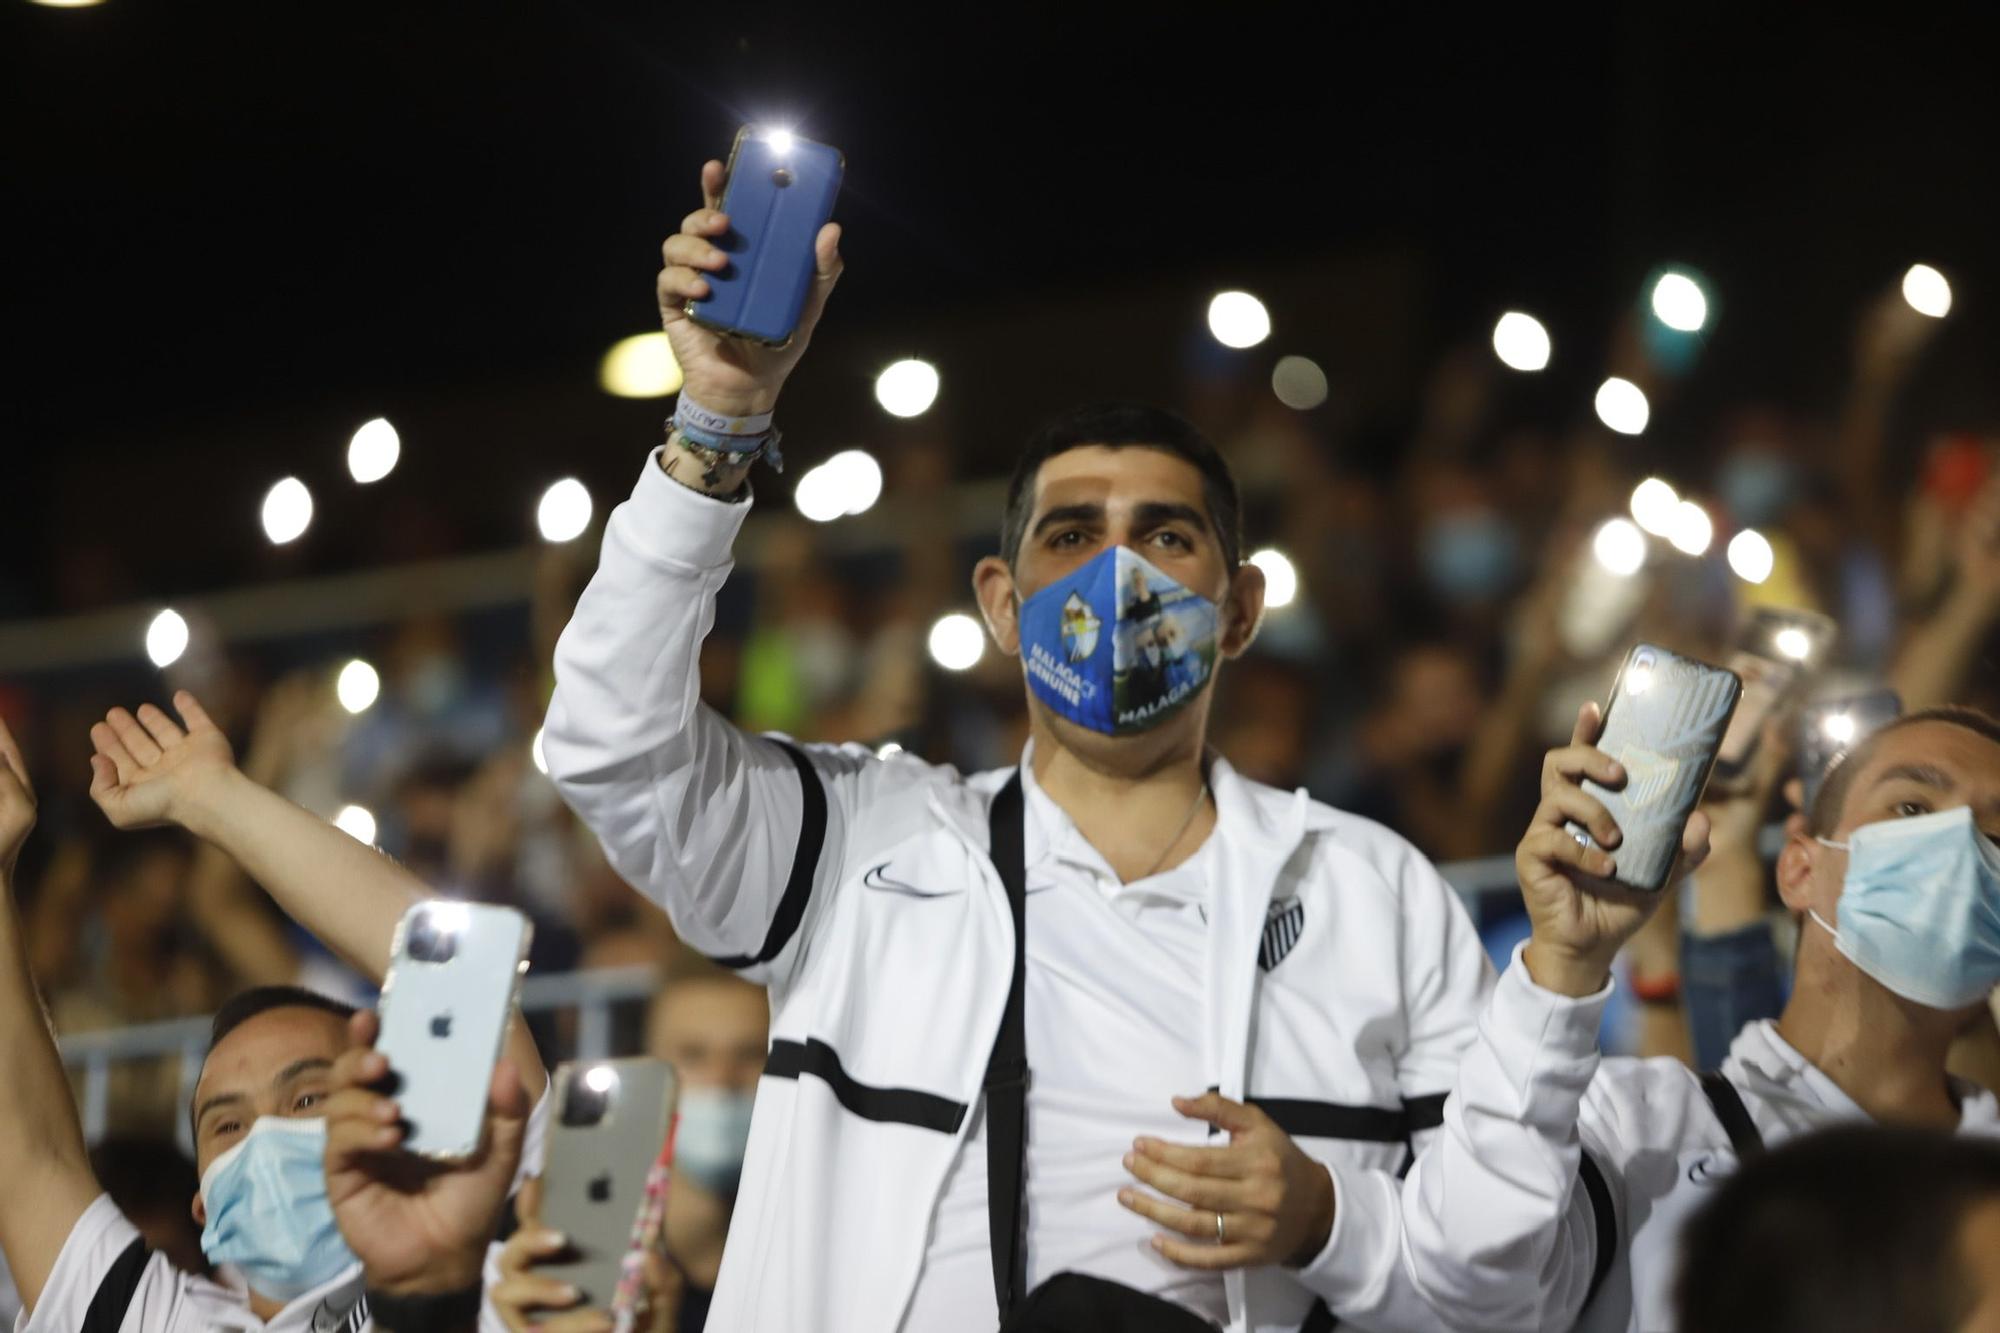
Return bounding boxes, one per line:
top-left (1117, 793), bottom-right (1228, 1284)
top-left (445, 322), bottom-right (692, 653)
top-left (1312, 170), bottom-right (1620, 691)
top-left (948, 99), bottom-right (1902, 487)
top-left (7, 4), bottom-right (1996, 615)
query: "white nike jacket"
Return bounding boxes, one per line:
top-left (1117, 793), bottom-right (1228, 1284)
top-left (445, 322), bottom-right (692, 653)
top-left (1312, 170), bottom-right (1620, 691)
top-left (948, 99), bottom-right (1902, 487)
top-left (1410, 950), bottom-right (2000, 1333)
top-left (544, 453), bottom-right (1519, 1333)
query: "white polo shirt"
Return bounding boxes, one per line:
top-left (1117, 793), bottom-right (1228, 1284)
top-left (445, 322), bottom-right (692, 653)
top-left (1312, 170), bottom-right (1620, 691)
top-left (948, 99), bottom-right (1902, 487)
top-left (900, 759), bottom-right (1227, 1330)
top-left (18, 1094), bottom-right (550, 1333)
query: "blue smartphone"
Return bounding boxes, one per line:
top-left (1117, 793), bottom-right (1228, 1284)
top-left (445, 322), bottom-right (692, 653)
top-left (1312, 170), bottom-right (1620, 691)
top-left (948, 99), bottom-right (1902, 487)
top-left (684, 127), bottom-right (844, 347)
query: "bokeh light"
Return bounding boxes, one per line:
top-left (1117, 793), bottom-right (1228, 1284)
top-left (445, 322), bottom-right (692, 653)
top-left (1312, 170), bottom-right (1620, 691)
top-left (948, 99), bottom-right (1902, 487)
top-left (599, 332), bottom-right (684, 398)
top-left (1726, 529), bottom-right (1774, 584)
top-left (333, 804), bottom-right (377, 845)
top-left (794, 449), bottom-right (883, 522)
top-left (1902, 263), bottom-right (1952, 319)
top-left (336, 659), bottom-right (381, 714)
top-left (261, 477), bottom-right (314, 545)
top-left (347, 418), bottom-right (401, 483)
top-left (1207, 291), bottom-right (1271, 349)
top-left (145, 609), bottom-right (189, 668)
top-left (1629, 478), bottom-right (1681, 537)
top-left (927, 612), bottom-right (985, 671)
top-left (537, 478), bottom-right (593, 543)
top-left (1248, 548), bottom-right (1299, 609)
top-left (1650, 272), bottom-right (1709, 332)
top-left (1491, 312), bottom-right (1551, 372)
top-left (874, 359), bottom-right (940, 417)
top-left (1592, 518), bottom-right (1647, 576)
top-left (1270, 356), bottom-right (1328, 410)
top-left (1594, 378), bottom-right (1650, 435)
top-left (1666, 500), bottom-right (1714, 556)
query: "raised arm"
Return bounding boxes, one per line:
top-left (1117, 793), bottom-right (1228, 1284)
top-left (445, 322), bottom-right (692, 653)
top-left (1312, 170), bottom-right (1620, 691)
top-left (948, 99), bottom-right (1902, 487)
top-left (86, 692), bottom-right (545, 1098)
top-left (543, 159), bottom-right (867, 981)
top-left (0, 721), bottom-right (102, 1314)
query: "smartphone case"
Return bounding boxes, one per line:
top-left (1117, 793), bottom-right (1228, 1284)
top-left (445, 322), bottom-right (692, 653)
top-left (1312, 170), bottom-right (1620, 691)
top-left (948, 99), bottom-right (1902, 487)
top-left (1798, 688), bottom-right (1902, 812)
top-left (684, 128), bottom-right (844, 347)
top-left (376, 901), bottom-right (532, 1160)
top-left (1570, 644), bottom-right (1742, 892)
top-left (542, 1059), bottom-right (678, 1310)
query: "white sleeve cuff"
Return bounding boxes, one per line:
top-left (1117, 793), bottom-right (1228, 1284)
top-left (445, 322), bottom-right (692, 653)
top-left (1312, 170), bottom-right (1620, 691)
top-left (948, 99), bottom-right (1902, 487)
top-left (1489, 940), bottom-right (1613, 1064)
top-left (1296, 1157), bottom-right (1402, 1309)
top-left (609, 447), bottom-right (754, 572)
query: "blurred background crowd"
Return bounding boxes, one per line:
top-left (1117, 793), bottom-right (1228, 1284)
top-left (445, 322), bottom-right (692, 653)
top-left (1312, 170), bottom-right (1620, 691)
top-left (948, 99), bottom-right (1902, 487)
top-left (5, 5), bottom-right (2000, 1297)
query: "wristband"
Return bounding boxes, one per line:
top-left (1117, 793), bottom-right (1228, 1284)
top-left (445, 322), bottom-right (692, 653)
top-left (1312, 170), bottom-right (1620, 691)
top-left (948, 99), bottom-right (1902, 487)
top-left (365, 1282), bottom-right (482, 1332)
top-left (674, 391), bottom-right (774, 439)
top-left (668, 422), bottom-right (784, 473)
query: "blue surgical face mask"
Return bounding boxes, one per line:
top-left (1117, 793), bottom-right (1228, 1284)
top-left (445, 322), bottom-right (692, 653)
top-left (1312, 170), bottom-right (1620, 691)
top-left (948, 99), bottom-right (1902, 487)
top-left (1017, 545), bottom-right (1219, 736)
top-left (1808, 805), bottom-right (2000, 1010)
top-left (675, 1086), bottom-right (755, 1196)
top-left (1419, 510), bottom-right (1520, 605)
top-left (200, 1116), bottom-right (358, 1303)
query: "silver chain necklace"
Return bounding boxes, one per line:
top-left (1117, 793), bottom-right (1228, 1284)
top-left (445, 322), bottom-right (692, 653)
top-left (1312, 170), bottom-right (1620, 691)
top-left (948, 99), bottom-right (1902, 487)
top-left (1137, 781), bottom-right (1210, 881)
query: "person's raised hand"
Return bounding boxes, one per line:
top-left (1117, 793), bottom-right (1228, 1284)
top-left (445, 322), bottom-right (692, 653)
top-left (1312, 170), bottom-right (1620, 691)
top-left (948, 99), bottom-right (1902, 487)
top-left (1118, 1093), bottom-right (1335, 1271)
top-left (323, 1009), bottom-right (528, 1300)
top-left (1517, 702), bottom-right (1711, 997)
top-left (88, 691), bottom-right (237, 832)
top-left (655, 159), bottom-right (843, 419)
top-left (490, 1177), bottom-right (681, 1333)
top-left (0, 719), bottom-right (37, 881)
top-left (1950, 472), bottom-right (2000, 610)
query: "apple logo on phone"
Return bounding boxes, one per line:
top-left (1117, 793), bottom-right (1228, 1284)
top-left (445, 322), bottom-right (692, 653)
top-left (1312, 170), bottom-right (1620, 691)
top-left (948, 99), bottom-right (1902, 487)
top-left (588, 1173), bottom-right (613, 1203)
top-left (429, 1012), bottom-right (453, 1039)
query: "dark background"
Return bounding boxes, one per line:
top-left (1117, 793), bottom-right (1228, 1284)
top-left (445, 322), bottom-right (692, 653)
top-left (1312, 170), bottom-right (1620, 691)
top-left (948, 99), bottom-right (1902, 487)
top-left (7, 3), bottom-right (1996, 616)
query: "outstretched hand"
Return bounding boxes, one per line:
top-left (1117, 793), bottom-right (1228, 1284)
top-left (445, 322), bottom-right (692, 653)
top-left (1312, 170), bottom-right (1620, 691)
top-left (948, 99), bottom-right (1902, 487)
top-left (656, 158), bottom-right (843, 419)
top-left (0, 719), bottom-right (36, 879)
top-left (88, 690), bottom-right (236, 831)
top-left (1517, 703), bottom-right (1711, 997)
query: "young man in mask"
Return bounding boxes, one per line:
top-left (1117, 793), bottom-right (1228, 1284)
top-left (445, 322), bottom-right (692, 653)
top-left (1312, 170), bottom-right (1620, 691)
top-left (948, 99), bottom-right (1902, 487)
top-left (0, 701), bottom-right (547, 1332)
top-left (541, 161), bottom-right (1494, 1332)
top-left (1385, 704), bottom-right (2000, 1331)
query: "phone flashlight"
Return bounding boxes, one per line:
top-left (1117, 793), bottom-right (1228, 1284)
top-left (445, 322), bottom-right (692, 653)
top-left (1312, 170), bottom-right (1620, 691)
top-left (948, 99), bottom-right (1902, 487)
top-left (1823, 711), bottom-right (1857, 744)
top-left (1626, 663), bottom-right (1657, 695)
top-left (427, 900), bottom-right (471, 937)
top-left (764, 128), bottom-right (795, 154)
top-left (1773, 627), bottom-right (1813, 661)
top-left (583, 1065), bottom-right (619, 1095)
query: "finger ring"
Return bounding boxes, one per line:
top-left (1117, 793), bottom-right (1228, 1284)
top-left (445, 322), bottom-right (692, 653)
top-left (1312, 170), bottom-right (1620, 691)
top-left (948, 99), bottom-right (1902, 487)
top-left (1215, 1211), bottom-right (1226, 1244)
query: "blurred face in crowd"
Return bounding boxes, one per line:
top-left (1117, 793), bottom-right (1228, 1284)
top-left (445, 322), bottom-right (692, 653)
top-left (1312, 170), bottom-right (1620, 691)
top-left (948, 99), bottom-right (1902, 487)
top-left (974, 445), bottom-right (1265, 754)
top-left (649, 977), bottom-right (769, 1094)
top-left (186, 1006), bottom-right (350, 1226)
top-left (106, 843), bottom-right (190, 946)
top-left (1779, 720), bottom-right (2000, 1016)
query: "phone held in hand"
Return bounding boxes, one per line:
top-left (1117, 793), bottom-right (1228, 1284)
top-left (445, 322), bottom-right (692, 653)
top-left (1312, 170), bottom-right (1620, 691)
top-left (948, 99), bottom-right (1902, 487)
top-left (683, 126), bottom-right (844, 348)
top-left (1797, 687), bottom-right (1902, 813)
top-left (1711, 607), bottom-right (1837, 785)
top-left (376, 900), bottom-right (532, 1160)
top-left (541, 1059), bottom-right (679, 1310)
top-left (1568, 644), bottom-right (1743, 893)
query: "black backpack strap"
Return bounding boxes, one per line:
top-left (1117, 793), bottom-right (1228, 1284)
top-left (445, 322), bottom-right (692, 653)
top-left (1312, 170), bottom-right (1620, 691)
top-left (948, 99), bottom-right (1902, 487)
top-left (1698, 1071), bottom-right (1765, 1159)
top-left (985, 771), bottom-right (1032, 1320)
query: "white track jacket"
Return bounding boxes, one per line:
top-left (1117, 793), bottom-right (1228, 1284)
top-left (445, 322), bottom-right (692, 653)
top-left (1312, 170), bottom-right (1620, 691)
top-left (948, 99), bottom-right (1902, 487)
top-left (544, 453), bottom-right (1540, 1333)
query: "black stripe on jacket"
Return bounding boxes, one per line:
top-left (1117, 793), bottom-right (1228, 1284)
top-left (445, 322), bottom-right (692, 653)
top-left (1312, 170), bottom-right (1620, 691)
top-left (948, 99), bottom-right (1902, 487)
top-left (82, 1237), bottom-right (149, 1333)
top-left (710, 740), bottom-right (827, 970)
top-left (764, 1037), bottom-right (969, 1134)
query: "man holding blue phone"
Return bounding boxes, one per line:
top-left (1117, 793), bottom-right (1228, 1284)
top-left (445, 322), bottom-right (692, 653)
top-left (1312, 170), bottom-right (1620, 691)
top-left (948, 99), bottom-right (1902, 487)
top-left (543, 146), bottom-right (1513, 1333)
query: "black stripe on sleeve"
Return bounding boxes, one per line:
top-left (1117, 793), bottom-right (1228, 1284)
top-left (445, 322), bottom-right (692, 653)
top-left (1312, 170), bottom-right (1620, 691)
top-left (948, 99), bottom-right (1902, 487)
top-left (1402, 1092), bottom-right (1448, 1133)
top-left (1579, 1150), bottom-right (1618, 1310)
top-left (764, 1037), bottom-right (968, 1134)
top-left (81, 1236), bottom-right (149, 1333)
top-left (1299, 1297), bottom-right (1340, 1332)
top-left (709, 740), bottom-right (828, 970)
top-left (1249, 1098), bottom-right (1410, 1143)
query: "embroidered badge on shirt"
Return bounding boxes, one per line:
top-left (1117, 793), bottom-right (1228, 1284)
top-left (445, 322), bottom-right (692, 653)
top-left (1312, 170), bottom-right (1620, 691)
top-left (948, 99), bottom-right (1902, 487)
top-left (1259, 897), bottom-right (1305, 971)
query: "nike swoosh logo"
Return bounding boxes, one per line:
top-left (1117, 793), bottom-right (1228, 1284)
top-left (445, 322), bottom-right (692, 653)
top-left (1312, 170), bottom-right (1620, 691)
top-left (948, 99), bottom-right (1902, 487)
top-left (862, 863), bottom-right (955, 897)
top-left (1687, 1153), bottom-right (1726, 1186)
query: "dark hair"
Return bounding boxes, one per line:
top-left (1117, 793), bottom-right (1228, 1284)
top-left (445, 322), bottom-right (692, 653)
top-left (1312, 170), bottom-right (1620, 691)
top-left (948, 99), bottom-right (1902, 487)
top-left (1809, 705), bottom-right (2000, 836)
top-left (999, 403), bottom-right (1243, 571)
top-left (207, 984), bottom-right (358, 1051)
top-left (90, 1135), bottom-right (201, 1218)
top-left (1675, 1125), bottom-right (2000, 1333)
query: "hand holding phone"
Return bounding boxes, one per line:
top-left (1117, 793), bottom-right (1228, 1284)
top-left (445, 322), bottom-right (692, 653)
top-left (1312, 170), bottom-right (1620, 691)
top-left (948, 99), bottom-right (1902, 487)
top-left (1712, 608), bottom-right (1835, 785)
top-left (538, 1059), bottom-right (678, 1311)
top-left (375, 901), bottom-right (532, 1160)
top-left (1566, 644), bottom-right (1742, 892)
top-left (656, 132), bottom-right (845, 422)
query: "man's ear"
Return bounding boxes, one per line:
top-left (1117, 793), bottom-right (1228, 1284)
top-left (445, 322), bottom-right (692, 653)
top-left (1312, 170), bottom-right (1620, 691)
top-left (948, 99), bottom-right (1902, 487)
top-left (1218, 560), bottom-right (1267, 659)
top-left (973, 557), bottom-right (1021, 657)
top-left (190, 1189), bottom-right (206, 1229)
top-left (1774, 828), bottom-right (1821, 912)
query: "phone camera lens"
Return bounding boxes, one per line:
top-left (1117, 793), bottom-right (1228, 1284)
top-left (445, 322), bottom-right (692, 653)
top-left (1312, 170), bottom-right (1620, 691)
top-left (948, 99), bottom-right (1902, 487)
top-left (561, 1079), bottom-right (611, 1127)
top-left (407, 917), bottom-right (458, 964)
top-left (771, 167), bottom-right (794, 188)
